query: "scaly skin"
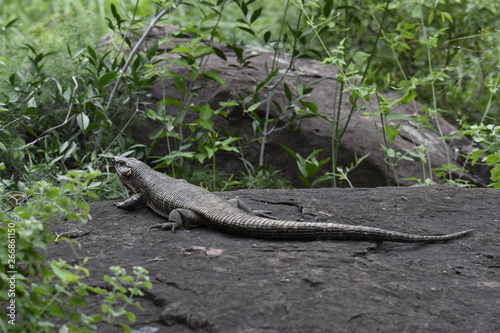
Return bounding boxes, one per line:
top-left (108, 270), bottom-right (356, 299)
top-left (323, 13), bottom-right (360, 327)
top-left (113, 156), bottom-right (473, 243)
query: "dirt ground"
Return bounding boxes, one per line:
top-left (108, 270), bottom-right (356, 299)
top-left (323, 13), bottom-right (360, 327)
top-left (47, 186), bottom-right (500, 333)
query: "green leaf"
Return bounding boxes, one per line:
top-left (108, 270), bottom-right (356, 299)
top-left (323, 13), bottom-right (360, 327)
top-left (352, 51), bottom-right (370, 68)
top-left (19, 122), bottom-right (38, 137)
top-left (323, 0), bottom-right (334, 17)
top-left (238, 26), bottom-right (256, 36)
top-left (142, 281), bottom-right (153, 289)
top-left (98, 71), bottom-right (117, 88)
top-left (51, 303), bottom-right (66, 318)
top-left (441, 11), bottom-right (453, 23)
top-left (124, 312), bottom-right (136, 323)
top-left (250, 8), bottom-right (263, 23)
top-left (305, 162), bottom-right (319, 177)
top-left (212, 47), bottom-right (227, 61)
top-left (192, 45), bottom-right (215, 59)
top-left (149, 127), bottom-right (165, 140)
top-left (202, 71), bottom-right (226, 88)
top-left (46, 187), bottom-right (61, 199)
top-left (246, 102), bottom-right (261, 113)
top-left (62, 86), bottom-right (72, 102)
top-left (299, 101), bottom-right (318, 113)
top-left (256, 68), bottom-right (279, 91)
top-left (385, 123), bottom-right (401, 143)
top-left (88, 314), bottom-right (104, 323)
top-left (486, 154), bottom-right (500, 165)
top-left (386, 148), bottom-right (396, 158)
top-left (69, 296), bottom-right (88, 307)
top-left (26, 97), bottom-right (37, 115)
top-left (399, 89), bottom-right (416, 105)
top-left (386, 113), bottom-right (407, 121)
top-left (87, 46), bottom-right (97, 60)
top-left (33, 284), bottom-right (51, 295)
top-left (77, 112), bottom-right (90, 131)
top-left (279, 144), bottom-right (299, 161)
top-left (428, 9), bottom-right (435, 24)
top-left (311, 174), bottom-right (334, 187)
top-left (160, 96), bottom-right (184, 107)
top-left (199, 104), bottom-right (213, 119)
top-left (263, 31), bottom-right (271, 43)
top-left (110, 3), bottom-right (122, 29)
top-left (283, 82), bottom-right (292, 102)
top-left (170, 46), bottom-right (192, 54)
top-left (298, 176), bottom-right (312, 188)
top-left (220, 100), bottom-right (238, 108)
top-left (119, 323), bottom-right (132, 333)
top-left (490, 164), bottom-right (500, 186)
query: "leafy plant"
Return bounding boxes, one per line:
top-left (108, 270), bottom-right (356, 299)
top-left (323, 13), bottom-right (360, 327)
top-left (239, 162), bottom-right (292, 189)
top-left (0, 169), bottom-right (152, 332)
top-left (280, 145), bottom-right (332, 188)
top-left (1, 0), bottom-right (499, 195)
top-left (460, 123), bottom-right (500, 188)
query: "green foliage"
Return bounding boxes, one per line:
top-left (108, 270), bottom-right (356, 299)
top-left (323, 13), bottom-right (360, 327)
top-left (295, 0), bottom-right (500, 125)
top-left (1, 0), bottom-right (499, 195)
top-left (0, 169), bottom-right (152, 332)
top-left (461, 124), bottom-right (500, 187)
top-left (280, 145), bottom-right (333, 188)
top-left (239, 163), bottom-right (292, 190)
top-left (0, 0), bottom-right (170, 192)
top-left (330, 153), bottom-right (370, 188)
top-left (101, 266), bottom-right (153, 331)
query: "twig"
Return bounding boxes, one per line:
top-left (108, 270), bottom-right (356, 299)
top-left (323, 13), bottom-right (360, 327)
top-left (94, 0), bottom-right (183, 152)
top-left (105, 1), bottom-right (182, 114)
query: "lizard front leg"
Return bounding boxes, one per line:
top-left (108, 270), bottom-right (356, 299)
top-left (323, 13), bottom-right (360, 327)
top-left (115, 193), bottom-right (145, 209)
top-left (228, 197), bottom-right (277, 219)
top-left (149, 208), bottom-right (206, 232)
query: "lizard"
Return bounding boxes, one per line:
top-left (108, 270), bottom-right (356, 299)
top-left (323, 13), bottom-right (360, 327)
top-left (113, 156), bottom-right (473, 243)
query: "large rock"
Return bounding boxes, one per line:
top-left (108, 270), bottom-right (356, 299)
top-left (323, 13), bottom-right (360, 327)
top-left (130, 26), bottom-right (491, 187)
top-left (48, 186), bottom-right (499, 332)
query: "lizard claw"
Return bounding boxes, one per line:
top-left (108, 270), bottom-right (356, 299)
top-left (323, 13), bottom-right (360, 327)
top-left (149, 224), bottom-right (163, 232)
top-left (149, 222), bottom-right (179, 233)
top-left (252, 210), bottom-right (277, 219)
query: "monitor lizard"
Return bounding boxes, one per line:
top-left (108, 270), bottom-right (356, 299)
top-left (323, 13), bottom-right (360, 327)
top-left (113, 156), bottom-right (473, 243)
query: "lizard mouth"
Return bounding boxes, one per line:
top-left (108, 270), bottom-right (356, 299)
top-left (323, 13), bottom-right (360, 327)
top-left (112, 157), bottom-right (136, 192)
top-left (112, 157), bottom-right (132, 178)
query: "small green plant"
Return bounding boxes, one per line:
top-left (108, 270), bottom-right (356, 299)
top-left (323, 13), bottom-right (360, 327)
top-left (239, 162), bottom-right (292, 189)
top-left (280, 145), bottom-right (333, 188)
top-left (330, 152), bottom-right (370, 188)
top-left (101, 266), bottom-right (153, 332)
top-left (460, 123), bottom-right (500, 188)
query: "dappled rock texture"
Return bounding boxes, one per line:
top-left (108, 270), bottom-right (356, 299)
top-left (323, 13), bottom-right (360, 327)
top-left (132, 26), bottom-right (491, 187)
top-left (48, 186), bottom-right (499, 332)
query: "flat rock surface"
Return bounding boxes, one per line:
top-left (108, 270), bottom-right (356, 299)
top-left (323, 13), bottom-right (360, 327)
top-left (47, 186), bottom-right (500, 332)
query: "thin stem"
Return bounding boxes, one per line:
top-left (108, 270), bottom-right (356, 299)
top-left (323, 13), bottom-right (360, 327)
top-left (259, 87), bottom-right (274, 166)
top-left (339, 0), bottom-right (390, 139)
top-left (95, 0), bottom-right (183, 152)
top-left (481, 69), bottom-right (500, 124)
top-left (420, 14), bottom-right (452, 182)
top-left (105, 3), bottom-right (181, 113)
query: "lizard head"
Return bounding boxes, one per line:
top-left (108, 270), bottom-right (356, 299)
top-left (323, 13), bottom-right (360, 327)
top-left (113, 156), bottom-right (148, 193)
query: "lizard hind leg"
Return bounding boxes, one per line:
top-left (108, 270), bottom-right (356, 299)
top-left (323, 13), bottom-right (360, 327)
top-left (228, 197), bottom-right (277, 219)
top-left (149, 208), bottom-right (206, 232)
